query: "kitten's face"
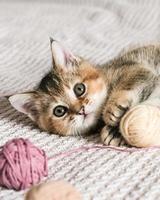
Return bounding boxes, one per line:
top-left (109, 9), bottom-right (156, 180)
top-left (9, 39), bottom-right (107, 136)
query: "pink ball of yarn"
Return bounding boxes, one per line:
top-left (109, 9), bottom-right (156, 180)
top-left (0, 138), bottom-right (48, 190)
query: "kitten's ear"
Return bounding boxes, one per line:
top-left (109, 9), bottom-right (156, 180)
top-left (50, 37), bottom-right (80, 72)
top-left (9, 93), bottom-right (38, 121)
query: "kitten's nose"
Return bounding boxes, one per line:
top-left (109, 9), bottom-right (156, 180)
top-left (78, 106), bottom-right (85, 115)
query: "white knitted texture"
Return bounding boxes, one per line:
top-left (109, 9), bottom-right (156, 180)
top-left (0, 0), bottom-right (160, 199)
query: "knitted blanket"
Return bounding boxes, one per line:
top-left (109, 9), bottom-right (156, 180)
top-left (0, 0), bottom-right (160, 199)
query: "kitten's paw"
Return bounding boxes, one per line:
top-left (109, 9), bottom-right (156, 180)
top-left (100, 126), bottom-right (126, 146)
top-left (103, 96), bottom-right (131, 127)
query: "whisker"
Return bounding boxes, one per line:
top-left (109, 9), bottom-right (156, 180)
top-left (70, 120), bottom-right (78, 137)
top-left (70, 118), bottom-right (83, 138)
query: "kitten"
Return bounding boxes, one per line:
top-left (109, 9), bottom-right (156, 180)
top-left (9, 39), bottom-right (160, 146)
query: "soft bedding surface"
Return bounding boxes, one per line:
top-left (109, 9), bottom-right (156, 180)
top-left (0, 0), bottom-right (160, 199)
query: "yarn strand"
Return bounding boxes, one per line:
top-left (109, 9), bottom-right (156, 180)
top-left (48, 144), bottom-right (160, 160)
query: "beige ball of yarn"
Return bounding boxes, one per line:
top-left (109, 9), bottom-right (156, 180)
top-left (25, 181), bottom-right (82, 200)
top-left (120, 104), bottom-right (160, 147)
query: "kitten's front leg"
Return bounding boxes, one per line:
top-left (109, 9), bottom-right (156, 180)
top-left (101, 66), bottom-right (155, 145)
top-left (103, 90), bottom-right (133, 127)
top-left (101, 90), bottom-right (131, 146)
top-left (100, 125), bottom-right (127, 146)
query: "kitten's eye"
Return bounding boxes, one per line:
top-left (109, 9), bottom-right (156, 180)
top-left (74, 83), bottom-right (86, 97)
top-left (53, 106), bottom-right (68, 117)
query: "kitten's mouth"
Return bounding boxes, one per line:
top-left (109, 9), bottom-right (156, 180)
top-left (79, 107), bottom-right (92, 118)
top-left (80, 111), bottom-right (90, 118)
top-left (80, 113), bottom-right (87, 121)
top-left (82, 112), bottom-right (93, 122)
top-left (78, 108), bottom-right (94, 124)
top-left (82, 115), bottom-right (88, 124)
top-left (83, 113), bottom-right (88, 118)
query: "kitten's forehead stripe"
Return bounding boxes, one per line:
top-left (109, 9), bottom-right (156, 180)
top-left (38, 72), bottom-right (64, 95)
top-left (83, 73), bottom-right (99, 81)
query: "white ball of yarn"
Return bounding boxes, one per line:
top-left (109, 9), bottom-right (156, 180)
top-left (120, 105), bottom-right (160, 147)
